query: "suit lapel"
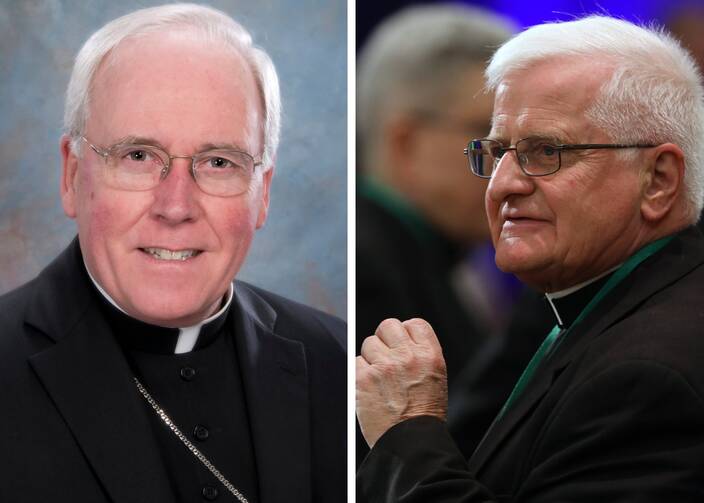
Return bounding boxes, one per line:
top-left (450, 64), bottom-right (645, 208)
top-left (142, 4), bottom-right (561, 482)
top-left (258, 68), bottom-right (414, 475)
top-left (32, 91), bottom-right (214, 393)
top-left (469, 227), bottom-right (704, 474)
top-left (26, 240), bottom-right (175, 503)
top-left (232, 283), bottom-right (311, 503)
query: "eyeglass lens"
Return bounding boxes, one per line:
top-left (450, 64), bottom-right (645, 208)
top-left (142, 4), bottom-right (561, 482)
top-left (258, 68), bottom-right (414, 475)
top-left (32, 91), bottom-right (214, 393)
top-left (467, 138), bottom-right (561, 177)
top-left (103, 144), bottom-right (255, 197)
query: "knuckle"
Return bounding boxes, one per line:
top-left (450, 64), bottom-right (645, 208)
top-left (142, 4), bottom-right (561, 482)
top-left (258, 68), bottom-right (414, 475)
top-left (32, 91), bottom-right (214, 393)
top-left (360, 335), bottom-right (376, 353)
top-left (355, 367), bottom-right (375, 391)
top-left (404, 317), bottom-right (431, 330)
top-left (431, 354), bottom-right (447, 372)
top-left (376, 317), bottom-right (400, 334)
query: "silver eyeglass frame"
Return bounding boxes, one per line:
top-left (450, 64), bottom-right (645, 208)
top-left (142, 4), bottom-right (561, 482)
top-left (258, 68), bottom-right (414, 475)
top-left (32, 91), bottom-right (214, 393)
top-left (79, 136), bottom-right (263, 196)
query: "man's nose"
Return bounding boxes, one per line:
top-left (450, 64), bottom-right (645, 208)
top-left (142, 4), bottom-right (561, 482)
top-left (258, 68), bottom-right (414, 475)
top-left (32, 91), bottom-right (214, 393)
top-left (486, 150), bottom-right (535, 203)
top-left (149, 157), bottom-right (202, 223)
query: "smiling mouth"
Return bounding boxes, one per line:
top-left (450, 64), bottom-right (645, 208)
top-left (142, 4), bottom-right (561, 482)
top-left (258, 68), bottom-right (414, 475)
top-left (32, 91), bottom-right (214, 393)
top-left (140, 247), bottom-right (203, 261)
top-left (501, 217), bottom-right (547, 229)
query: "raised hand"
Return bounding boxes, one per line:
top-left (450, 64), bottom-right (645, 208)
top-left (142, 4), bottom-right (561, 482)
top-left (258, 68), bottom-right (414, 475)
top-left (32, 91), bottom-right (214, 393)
top-left (356, 318), bottom-right (448, 448)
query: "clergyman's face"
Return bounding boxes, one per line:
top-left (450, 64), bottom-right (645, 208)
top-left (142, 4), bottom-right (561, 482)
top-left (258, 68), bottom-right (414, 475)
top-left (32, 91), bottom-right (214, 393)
top-left (485, 59), bottom-right (649, 292)
top-left (61, 32), bottom-right (272, 327)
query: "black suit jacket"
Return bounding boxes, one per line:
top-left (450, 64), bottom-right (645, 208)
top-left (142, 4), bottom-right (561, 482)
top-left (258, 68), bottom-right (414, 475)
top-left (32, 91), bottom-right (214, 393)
top-left (358, 227), bottom-right (704, 502)
top-left (356, 189), bottom-right (488, 464)
top-left (0, 239), bottom-right (346, 503)
top-left (356, 188), bottom-right (486, 383)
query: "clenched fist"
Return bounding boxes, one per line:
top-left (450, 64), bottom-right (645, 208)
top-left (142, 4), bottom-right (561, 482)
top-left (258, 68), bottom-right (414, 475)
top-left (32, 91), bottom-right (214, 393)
top-left (356, 318), bottom-right (448, 448)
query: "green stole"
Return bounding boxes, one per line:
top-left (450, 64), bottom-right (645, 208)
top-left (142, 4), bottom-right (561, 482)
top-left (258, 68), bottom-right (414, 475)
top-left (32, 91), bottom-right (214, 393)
top-left (498, 235), bottom-right (674, 419)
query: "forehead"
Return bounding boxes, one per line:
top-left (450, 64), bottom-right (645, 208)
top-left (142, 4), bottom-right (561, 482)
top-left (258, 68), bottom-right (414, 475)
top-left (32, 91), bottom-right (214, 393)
top-left (87, 30), bottom-right (262, 149)
top-left (491, 58), bottom-right (613, 141)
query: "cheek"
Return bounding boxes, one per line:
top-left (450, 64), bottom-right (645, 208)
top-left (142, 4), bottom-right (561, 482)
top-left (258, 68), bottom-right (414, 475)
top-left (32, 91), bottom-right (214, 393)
top-left (75, 172), bottom-right (151, 240)
top-left (210, 197), bottom-right (261, 248)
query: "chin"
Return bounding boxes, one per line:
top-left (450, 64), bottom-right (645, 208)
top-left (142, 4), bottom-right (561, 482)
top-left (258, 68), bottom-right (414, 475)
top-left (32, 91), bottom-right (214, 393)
top-left (495, 248), bottom-right (552, 280)
top-left (125, 290), bottom-right (216, 327)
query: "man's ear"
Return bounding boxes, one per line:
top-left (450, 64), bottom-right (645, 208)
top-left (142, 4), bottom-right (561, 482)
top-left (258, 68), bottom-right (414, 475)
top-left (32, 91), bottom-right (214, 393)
top-left (256, 164), bottom-right (274, 229)
top-left (60, 135), bottom-right (79, 219)
top-left (385, 115), bottom-right (417, 173)
top-left (640, 143), bottom-right (685, 223)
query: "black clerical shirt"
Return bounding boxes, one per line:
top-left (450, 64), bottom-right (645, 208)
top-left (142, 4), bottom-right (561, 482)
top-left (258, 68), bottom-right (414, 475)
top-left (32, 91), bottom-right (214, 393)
top-left (545, 270), bottom-right (615, 334)
top-left (92, 282), bottom-right (260, 503)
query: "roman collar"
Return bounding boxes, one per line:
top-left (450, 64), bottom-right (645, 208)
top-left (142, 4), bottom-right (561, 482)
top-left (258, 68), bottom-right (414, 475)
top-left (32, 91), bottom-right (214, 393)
top-left (84, 262), bottom-right (233, 354)
top-left (543, 265), bottom-right (620, 329)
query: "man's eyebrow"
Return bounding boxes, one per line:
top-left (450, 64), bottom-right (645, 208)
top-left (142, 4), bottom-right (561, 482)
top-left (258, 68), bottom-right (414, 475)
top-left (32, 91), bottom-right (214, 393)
top-left (197, 142), bottom-right (250, 152)
top-left (113, 137), bottom-right (250, 154)
top-left (115, 136), bottom-right (167, 150)
top-left (484, 133), bottom-right (567, 145)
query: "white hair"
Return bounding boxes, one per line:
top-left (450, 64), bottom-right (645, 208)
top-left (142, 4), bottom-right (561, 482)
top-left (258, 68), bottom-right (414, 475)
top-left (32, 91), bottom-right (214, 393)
top-left (357, 4), bottom-right (513, 168)
top-left (486, 15), bottom-right (704, 222)
top-left (64, 3), bottom-right (281, 168)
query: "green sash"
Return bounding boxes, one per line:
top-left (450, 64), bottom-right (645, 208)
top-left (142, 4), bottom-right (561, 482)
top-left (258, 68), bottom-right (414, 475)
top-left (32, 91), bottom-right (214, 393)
top-left (497, 235), bottom-right (674, 419)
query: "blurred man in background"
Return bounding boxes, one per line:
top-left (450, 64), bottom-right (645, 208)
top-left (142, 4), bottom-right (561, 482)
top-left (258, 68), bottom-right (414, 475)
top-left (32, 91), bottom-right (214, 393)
top-left (357, 4), bottom-right (551, 462)
top-left (357, 3), bottom-right (510, 390)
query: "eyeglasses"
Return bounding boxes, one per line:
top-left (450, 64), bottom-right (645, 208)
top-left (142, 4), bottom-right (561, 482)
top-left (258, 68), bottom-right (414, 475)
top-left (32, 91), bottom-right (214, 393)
top-left (80, 136), bottom-right (263, 197)
top-left (464, 137), bottom-right (657, 178)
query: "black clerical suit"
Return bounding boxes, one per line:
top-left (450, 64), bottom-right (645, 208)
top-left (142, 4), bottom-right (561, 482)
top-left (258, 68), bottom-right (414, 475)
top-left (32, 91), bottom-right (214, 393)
top-left (357, 180), bottom-right (551, 462)
top-left (356, 181), bottom-right (486, 384)
top-left (358, 226), bottom-right (704, 502)
top-left (356, 181), bottom-right (488, 465)
top-left (0, 238), bottom-right (346, 503)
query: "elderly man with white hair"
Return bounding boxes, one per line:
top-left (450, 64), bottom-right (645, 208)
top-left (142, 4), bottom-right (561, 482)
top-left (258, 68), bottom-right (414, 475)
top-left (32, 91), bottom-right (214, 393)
top-left (357, 15), bottom-right (704, 501)
top-left (0, 4), bottom-right (345, 502)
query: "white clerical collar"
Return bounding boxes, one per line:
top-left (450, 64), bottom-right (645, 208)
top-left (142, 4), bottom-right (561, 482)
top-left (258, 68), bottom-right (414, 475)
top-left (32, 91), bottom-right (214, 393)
top-left (544, 264), bottom-right (621, 327)
top-left (83, 260), bottom-right (234, 354)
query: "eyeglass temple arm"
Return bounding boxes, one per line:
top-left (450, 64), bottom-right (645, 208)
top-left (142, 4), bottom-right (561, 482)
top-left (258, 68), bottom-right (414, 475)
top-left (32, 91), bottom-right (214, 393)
top-left (556, 143), bottom-right (656, 151)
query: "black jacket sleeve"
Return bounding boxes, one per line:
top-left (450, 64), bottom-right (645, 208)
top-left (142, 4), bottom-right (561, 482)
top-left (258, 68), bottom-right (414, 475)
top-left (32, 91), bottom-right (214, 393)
top-left (357, 361), bottom-right (704, 502)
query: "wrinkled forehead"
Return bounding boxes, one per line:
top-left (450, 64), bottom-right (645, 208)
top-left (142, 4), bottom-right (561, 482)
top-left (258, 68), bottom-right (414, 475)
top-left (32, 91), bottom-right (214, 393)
top-left (490, 57), bottom-right (615, 137)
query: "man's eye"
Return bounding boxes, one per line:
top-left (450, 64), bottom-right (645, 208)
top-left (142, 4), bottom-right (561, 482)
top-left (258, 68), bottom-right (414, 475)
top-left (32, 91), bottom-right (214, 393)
top-left (126, 149), bottom-right (149, 162)
top-left (209, 157), bottom-right (232, 169)
top-left (540, 145), bottom-right (557, 156)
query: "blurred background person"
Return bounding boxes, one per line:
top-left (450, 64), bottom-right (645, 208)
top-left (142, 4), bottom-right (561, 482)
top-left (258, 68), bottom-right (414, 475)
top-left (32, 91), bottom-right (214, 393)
top-left (357, 4), bottom-right (554, 462)
top-left (357, 2), bottom-right (512, 396)
top-left (666, 1), bottom-right (704, 234)
top-left (358, 0), bottom-right (704, 51)
top-left (666, 2), bottom-right (704, 73)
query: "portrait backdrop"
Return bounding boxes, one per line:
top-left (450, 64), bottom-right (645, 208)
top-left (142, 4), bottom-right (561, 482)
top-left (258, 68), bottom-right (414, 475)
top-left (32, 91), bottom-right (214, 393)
top-left (0, 0), bottom-right (346, 318)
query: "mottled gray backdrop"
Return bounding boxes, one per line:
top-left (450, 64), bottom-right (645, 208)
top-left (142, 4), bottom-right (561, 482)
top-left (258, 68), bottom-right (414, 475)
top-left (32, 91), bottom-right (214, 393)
top-left (0, 0), bottom-right (347, 318)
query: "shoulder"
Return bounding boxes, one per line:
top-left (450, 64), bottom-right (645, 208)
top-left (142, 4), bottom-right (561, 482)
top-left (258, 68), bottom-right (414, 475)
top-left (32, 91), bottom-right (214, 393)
top-left (589, 264), bottom-right (704, 380)
top-left (234, 280), bottom-right (346, 354)
top-left (540, 251), bottom-right (704, 433)
top-left (0, 277), bottom-right (40, 340)
top-left (0, 279), bottom-right (35, 318)
top-left (572, 230), bottom-right (704, 389)
top-left (0, 276), bottom-right (49, 386)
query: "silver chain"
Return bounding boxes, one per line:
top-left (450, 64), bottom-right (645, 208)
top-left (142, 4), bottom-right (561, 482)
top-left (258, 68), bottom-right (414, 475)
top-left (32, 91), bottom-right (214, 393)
top-left (133, 377), bottom-right (249, 503)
